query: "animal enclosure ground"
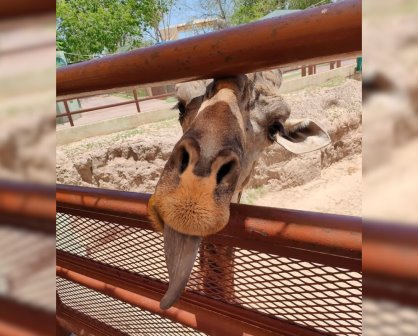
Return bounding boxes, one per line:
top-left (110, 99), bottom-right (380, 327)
top-left (57, 77), bottom-right (362, 216)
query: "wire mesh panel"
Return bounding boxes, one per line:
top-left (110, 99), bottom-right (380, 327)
top-left (363, 298), bottom-right (418, 336)
top-left (0, 225), bottom-right (55, 312)
top-left (56, 210), bottom-right (362, 335)
top-left (57, 277), bottom-right (206, 336)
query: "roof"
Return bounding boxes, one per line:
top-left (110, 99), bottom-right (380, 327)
top-left (262, 9), bottom-right (301, 19)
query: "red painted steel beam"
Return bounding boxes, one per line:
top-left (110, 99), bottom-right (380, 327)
top-left (0, 181), bottom-right (55, 234)
top-left (363, 221), bottom-right (418, 281)
top-left (56, 93), bottom-right (174, 118)
top-left (363, 221), bottom-right (418, 307)
top-left (57, 306), bottom-right (126, 336)
top-left (56, 0), bottom-right (361, 98)
top-left (56, 184), bottom-right (361, 270)
top-left (0, 297), bottom-right (55, 336)
top-left (56, 257), bottom-right (326, 336)
top-left (0, 0), bottom-right (55, 18)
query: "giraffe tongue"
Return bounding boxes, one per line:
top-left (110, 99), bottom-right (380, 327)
top-left (160, 224), bottom-right (202, 310)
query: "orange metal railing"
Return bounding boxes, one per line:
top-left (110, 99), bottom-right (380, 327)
top-left (56, 184), bottom-right (362, 335)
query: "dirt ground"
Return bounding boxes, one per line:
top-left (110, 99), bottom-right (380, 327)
top-left (252, 154), bottom-right (361, 215)
top-left (57, 77), bottom-right (362, 217)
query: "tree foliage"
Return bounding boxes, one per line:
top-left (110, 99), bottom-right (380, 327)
top-left (56, 0), bottom-right (173, 61)
top-left (56, 0), bottom-right (333, 62)
top-left (231, 0), bottom-right (332, 25)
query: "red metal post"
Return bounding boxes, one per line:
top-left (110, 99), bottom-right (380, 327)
top-left (132, 89), bottom-right (141, 113)
top-left (308, 65), bottom-right (314, 76)
top-left (62, 100), bottom-right (74, 127)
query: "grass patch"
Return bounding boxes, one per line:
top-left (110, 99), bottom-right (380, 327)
top-left (241, 186), bottom-right (267, 205)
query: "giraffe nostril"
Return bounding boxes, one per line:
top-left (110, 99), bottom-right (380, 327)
top-left (216, 161), bottom-right (234, 184)
top-left (179, 148), bottom-right (190, 174)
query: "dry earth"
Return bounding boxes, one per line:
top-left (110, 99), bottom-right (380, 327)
top-left (57, 77), bottom-right (362, 216)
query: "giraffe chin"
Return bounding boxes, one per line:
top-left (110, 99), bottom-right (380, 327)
top-left (160, 224), bottom-right (202, 310)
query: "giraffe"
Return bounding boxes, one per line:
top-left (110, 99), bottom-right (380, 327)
top-left (148, 70), bottom-right (331, 309)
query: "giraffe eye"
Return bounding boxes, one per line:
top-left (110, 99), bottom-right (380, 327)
top-left (177, 101), bottom-right (186, 115)
top-left (268, 122), bottom-right (285, 141)
top-left (177, 101), bottom-right (186, 122)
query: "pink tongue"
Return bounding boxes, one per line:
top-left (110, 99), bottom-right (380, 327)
top-left (160, 224), bottom-right (202, 310)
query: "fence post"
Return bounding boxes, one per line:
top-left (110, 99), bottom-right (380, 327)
top-left (199, 243), bottom-right (236, 303)
top-left (63, 100), bottom-right (74, 127)
top-left (301, 65), bottom-right (306, 77)
top-left (330, 61), bottom-right (335, 70)
top-left (308, 65), bottom-right (314, 76)
top-left (336, 60), bottom-right (341, 68)
top-left (133, 89), bottom-right (141, 113)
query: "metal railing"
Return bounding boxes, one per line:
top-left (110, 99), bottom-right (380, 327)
top-left (56, 184), bottom-right (362, 336)
top-left (0, 181), bottom-right (55, 336)
top-left (55, 0), bottom-right (363, 335)
top-left (56, 91), bottom-right (174, 127)
top-left (56, 0), bottom-right (361, 99)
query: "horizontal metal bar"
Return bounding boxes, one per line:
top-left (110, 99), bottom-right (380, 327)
top-left (56, 0), bottom-right (361, 98)
top-left (0, 0), bottom-right (55, 18)
top-left (0, 181), bottom-right (55, 234)
top-left (56, 93), bottom-right (174, 117)
top-left (361, 220), bottom-right (418, 307)
top-left (57, 253), bottom-right (327, 336)
top-left (0, 297), bottom-right (55, 336)
top-left (56, 184), bottom-right (361, 270)
top-left (57, 305), bottom-right (126, 336)
top-left (58, 99), bottom-right (138, 117)
top-left (363, 276), bottom-right (418, 308)
top-left (363, 220), bottom-right (418, 281)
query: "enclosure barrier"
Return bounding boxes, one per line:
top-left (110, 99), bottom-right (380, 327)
top-left (56, 1), bottom-right (362, 335)
top-left (0, 0), bottom-right (55, 18)
top-left (56, 184), bottom-right (362, 335)
top-left (56, 0), bottom-right (361, 99)
top-left (363, 221), bottom-right (418, 334)
top-left (0, 182), bottom-right (55, 336)
top-left (56, 91), bottom-right (174, 127)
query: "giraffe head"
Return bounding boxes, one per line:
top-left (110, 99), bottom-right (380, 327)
top-left (149, 71), bottom-right (330, 308)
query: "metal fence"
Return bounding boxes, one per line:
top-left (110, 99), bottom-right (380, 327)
top-left (56, 91), bottom-right (175, 127)
top-left (363, 221), bottom-right (418, 336)
top-left (56, 185), bottom-right (362, 336)
top-left (0, 181), bottom-right (55, 336)
top-left (56, 1), bottom-right (363, 335)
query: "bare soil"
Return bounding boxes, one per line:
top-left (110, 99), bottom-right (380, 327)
top-left (56, 78), bottom-right (362, 216)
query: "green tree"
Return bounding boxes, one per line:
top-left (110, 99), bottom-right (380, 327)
top-left (56, 0), bottom-right (174, 62)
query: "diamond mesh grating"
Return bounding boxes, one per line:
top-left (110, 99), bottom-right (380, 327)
top-left (0, 225), bottom-right (55, 312)
top-left (56, 211), bottom-right (362, 335)
top-left (363, 298), bottom-right (418, 336)
top-left (57, 276), bottom-right (206, 336)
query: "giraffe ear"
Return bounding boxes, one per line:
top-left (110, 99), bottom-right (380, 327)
top-left (276, 119), bottom-right (331, 154)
